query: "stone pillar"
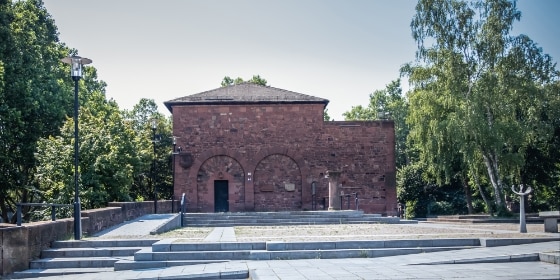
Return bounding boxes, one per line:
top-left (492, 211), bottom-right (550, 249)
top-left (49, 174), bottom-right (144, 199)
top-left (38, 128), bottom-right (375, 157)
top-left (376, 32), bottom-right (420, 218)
top-left (327, 170), bottom-right (342, 211)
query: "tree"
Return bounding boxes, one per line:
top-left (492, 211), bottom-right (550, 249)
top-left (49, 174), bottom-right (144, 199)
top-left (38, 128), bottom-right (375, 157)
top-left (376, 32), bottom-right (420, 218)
top-left (35, 68), bottom-right (139, 210)
top-left (124, 99), bottom-right (173, 202)
top-left (404, 0), bottom-right (559, 215)
top-left (221, 75), bottom-right (268, 87)
top-left (0, 0), bottom-right (69, 222)
top-left (323, 108), bottom-right (331, 121)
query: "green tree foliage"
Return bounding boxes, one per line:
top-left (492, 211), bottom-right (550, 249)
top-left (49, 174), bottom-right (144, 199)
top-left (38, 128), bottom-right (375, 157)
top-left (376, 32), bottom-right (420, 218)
top-left (0, 0), bottom-right (70, 222)
top-left (221, 75), bottom-right (268, 87)
top-left (35, 68), bottom-right (137, 210)
top-left (123, 99), bottom-right (173, 202)
top-left (398, 163), bottom-right (468, 218)
top-left (323, 108), bottom-right (331, 121)
top-left (0, 0), bottom-right (176, 220)
top-left (343, 79), bottom-right (410, 168)
top-left (404, 0), bottom-right (559, 214)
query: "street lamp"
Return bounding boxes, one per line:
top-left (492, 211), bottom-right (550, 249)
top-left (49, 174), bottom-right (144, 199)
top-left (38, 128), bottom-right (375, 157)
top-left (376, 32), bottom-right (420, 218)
top-left (171, 136), bottom-right (181, 212)
top-left (61, 55), bottom-right (92, 240)
top-left (151, 119), bottom-right (158, 214)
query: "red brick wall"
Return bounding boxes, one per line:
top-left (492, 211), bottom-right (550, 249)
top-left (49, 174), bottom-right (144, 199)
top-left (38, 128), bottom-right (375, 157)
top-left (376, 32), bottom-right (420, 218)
top-left (172, 103), bottom-right (397, 215)
top-left (254, 154), bottom-right (302, 211)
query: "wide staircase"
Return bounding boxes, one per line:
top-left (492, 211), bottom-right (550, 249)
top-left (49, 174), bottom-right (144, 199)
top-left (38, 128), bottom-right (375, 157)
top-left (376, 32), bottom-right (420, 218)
top-left (11, 211), bottom-right (559, 279)
top-left (11, 239), bottom-right (158, 278)
top-left (12, 211), bottom-right (422, 278)
top-left (12, 238), bottom-right (486, 279)
top-left (183, 210), bottom-right (415, 226)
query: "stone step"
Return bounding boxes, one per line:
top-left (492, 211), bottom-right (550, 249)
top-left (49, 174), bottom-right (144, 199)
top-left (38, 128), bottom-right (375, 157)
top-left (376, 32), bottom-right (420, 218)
top-left (539, 251), bottom-right (560, 265)
top-left (52, 239), bottom-right (158, 248)
top-left (182, 211), bottom-right (409, 227)
top-left (135, 239), bottom-right (481, 263)
top-left (152, 239), bottom-right (479, 252)
top-left (186, 216), bottom-right (393, 222)
top-left (10, 267), bottom-right (115, 279)
top-left (41, 247), bottom-right (146, 258)
top-left (185, 218), bottom-right (401, 226)
top-left (251, 246), bottom-right (478, 260)
top-left (265, 238), bottom-right (481, 250)
top-left (153, 240), bottom-right (266, 252)
top-left (134, 246), bottom-right (478, 262)
top-left (29, 256), bottom-right (132, 269)
top-left (113, 259), bottom-right (228, 271)
top-left (185, 210), bottom-right (367, 217)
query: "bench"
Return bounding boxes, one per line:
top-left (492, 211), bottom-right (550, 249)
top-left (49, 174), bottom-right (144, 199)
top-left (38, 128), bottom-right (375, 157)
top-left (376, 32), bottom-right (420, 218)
top-left (539, 211), bottom-right (560, 233)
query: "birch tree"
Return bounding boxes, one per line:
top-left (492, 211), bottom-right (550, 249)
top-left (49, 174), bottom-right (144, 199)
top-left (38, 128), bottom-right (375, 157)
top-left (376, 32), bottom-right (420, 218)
top-left (404, 0), bottom-right (559, 214)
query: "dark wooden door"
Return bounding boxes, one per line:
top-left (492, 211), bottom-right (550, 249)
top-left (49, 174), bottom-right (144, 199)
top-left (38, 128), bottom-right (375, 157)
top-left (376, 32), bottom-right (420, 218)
top-left (214, 180), bottom-right (229, 212)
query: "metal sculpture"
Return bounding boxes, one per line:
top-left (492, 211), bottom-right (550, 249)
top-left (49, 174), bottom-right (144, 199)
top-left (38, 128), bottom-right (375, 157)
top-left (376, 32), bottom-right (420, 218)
top-left (511, 184), bottom-right (532, 233)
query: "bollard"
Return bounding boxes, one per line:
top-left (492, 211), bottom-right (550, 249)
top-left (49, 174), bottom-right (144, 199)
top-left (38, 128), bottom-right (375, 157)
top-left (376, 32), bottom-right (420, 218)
top-left (17, 204), bottom-right (22, 226)
top-left (51, 205), bottom-right (56, 221)
top-left (180, 193), bottom-right (186, 227)
top-left (511, 184), bottom-right (532, 233)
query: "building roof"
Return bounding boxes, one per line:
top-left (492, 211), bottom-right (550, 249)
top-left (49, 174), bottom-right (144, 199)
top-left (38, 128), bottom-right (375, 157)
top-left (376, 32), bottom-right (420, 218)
top-left (164, 82), bottom-right (329, 113)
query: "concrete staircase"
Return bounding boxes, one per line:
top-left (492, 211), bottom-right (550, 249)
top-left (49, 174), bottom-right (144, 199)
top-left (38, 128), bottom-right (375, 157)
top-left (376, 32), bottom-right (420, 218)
top-left (11, 237), bottom-right (560, 278)
top-left (10, 239), bottom-right (158, 279)
top-left (184, 210), bottom-right (416, 226)
top-left (11, 238), bottom-right (480, 277)
top-left (114, 238), bottom-right (481, 271)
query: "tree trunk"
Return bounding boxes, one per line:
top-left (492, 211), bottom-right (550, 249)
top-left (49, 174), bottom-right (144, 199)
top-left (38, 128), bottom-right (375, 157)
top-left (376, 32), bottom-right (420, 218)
top-left (462, 176), bottom-right (474, 214)
top-left (472, 170), bottom-right (493, 216)
top-left (0, 196), bottom-right (8, 223)
top-left (483, 152), bottom-right (505, 212)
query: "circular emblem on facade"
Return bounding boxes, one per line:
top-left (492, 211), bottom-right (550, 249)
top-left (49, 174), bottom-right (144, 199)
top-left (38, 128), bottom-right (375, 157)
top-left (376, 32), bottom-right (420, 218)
top-left (179, 153), bottom-right (194, 168)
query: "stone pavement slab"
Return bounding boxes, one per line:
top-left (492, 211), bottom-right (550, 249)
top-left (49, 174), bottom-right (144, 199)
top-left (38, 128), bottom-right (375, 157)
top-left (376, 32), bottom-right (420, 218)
top-left (203, 227), bottom-right (237, 242)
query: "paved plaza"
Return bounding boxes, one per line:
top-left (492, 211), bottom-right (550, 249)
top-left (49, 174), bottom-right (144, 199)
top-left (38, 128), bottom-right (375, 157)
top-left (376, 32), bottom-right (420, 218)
top-left (12, 214), bottom-right (560, 279)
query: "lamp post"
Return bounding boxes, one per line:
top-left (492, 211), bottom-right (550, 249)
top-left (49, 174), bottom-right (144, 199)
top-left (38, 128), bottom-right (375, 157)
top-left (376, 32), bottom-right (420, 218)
top-left (151, 119), bottom-right (158, 214)
top-left (171, 136), bottom-right (181, 213)
top-left (61, 55), bottom-right (92, 240)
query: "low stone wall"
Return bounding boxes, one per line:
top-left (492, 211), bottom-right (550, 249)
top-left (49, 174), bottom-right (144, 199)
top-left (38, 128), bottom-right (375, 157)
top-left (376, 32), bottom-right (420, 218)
top-left (82, 207), bottom-right (122, 235)
top-left (0, 200), bottom-right (176, 276)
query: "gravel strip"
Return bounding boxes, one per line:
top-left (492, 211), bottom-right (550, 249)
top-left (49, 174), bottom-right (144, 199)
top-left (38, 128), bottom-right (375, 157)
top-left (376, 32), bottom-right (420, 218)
top-left (158, 222), bottom-right (558, 243)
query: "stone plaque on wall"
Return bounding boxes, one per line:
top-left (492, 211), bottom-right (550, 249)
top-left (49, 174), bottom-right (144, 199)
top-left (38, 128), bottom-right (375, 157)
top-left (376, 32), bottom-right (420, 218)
top-left (260, 185), bottom-right (274, 192)
top-left (284, 183), bottom-right (295, 192)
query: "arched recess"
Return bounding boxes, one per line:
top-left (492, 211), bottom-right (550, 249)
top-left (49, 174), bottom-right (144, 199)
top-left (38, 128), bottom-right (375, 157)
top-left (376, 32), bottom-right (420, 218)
top-left (197, 155), bottom-right (245, 212)
top-left (253, 154), bottom-right (302, 211)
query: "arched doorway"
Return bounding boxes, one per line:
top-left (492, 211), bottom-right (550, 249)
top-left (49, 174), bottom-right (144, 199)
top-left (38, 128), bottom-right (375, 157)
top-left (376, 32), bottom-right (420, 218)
top-left (197, 155), bottom-right (245, 212)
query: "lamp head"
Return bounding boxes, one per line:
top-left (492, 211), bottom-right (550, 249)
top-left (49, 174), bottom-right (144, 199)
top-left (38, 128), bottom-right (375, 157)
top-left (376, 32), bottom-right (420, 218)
top-left (61, 56), bottom-right (92, 79)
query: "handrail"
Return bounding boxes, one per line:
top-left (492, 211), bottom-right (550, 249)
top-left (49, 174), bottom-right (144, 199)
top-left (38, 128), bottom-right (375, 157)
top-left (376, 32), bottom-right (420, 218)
top-left (16, 203), bottom-right (72, 226)
top-left (180, 193), bottom-right (186, 227)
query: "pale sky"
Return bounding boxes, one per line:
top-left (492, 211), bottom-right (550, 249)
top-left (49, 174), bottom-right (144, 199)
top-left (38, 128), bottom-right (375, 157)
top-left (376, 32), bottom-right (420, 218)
top-left (42, 0), bottom-right (560, 120)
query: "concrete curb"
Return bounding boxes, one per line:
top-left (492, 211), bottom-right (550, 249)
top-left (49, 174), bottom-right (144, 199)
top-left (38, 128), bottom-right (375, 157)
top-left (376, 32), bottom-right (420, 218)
top-left (150, 213), bottom-right (182, 235)
top-left (539, 251), bottom-right (560, 265)
top-left (480, 237), bottom-right (560, 247)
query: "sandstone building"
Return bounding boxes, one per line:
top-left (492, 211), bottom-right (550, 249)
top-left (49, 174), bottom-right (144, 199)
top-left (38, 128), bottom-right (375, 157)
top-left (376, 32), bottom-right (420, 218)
top-left (164, 83), bottom-right (397, 215)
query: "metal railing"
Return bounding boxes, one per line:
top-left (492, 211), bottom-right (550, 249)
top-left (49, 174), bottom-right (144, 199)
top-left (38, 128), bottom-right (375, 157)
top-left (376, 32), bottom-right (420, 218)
top-left (340, 193), bottom-right (359, 211)
top-left (16, 203), bottom-right (72, 226)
